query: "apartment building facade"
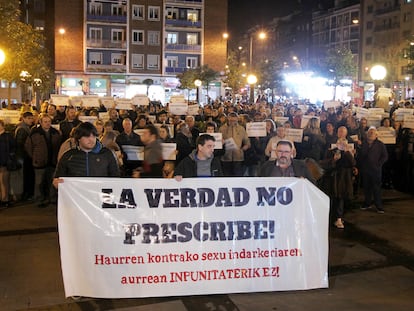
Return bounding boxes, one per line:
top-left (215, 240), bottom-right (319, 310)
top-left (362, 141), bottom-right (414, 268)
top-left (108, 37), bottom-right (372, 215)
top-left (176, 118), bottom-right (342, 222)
top-left (54, 0), bottom-right (227, 103)
top-left (360, 0), bottom-right (414, 96)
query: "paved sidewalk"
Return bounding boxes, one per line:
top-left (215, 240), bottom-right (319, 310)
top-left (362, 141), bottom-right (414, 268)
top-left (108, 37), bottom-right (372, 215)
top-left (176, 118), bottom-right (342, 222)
top-left (1, 189), bottom-right (414, 310)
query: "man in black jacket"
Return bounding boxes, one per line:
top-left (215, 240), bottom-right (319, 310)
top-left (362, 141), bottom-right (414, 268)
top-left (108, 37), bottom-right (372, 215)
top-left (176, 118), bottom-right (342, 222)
top-left (174, 134), bottom-right (223, 180)
top-left (53, 122), bottom-right (120, 188)
top-left (357, 127), bottom-right (388, 213)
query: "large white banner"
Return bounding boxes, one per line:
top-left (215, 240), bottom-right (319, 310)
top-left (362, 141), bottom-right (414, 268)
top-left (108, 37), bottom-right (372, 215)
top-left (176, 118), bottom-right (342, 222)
top-left (58, 177), bottom-right (329, 298)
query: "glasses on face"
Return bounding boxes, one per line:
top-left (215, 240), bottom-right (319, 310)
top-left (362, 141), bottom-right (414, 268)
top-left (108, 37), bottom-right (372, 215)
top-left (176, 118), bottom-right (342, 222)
top-left (276, 150), bottom-right (291, 155)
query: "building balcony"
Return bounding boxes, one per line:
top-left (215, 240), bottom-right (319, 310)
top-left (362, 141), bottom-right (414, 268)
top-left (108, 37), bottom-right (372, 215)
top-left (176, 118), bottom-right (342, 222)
top-left (165, 67), bottom-right (186, 74)
top-left (165, 19), bottom-right (202, 28)
top-left (86, 14), bottom-right (127, 24)
top-left (86, 64), bottom-right (126, 73)
top-left (375, 5), bottom-right (400, 16)
top-left (167, 0), bottom-right (202, 5)
top-left (86, 39), bottom-right (127, 49)
top-left (165, 44), bottom-right (201, 52)
top-left (374, 22), bottom-right (400, 32)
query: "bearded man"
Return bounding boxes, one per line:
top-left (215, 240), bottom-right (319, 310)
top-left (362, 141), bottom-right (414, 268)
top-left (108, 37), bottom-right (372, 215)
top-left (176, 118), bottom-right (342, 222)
top-left (259, 140), bottom-right (315, 184)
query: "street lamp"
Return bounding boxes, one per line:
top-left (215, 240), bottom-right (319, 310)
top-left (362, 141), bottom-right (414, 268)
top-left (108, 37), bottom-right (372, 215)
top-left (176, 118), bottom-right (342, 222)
top-left (249, 31), bottom-right (267, 69)
top-left (370, 65), bottom-right (387, 108)
top-left (20, 70), bottom-right (32, 102)
top-left (247, 74), bottom-right (257, 104)
top-left (369, 65), bottom-right (387, 81)
top-left (194, 79), bottom-right (202, 104)
top-left (0, 48), bottom-right (5, 66)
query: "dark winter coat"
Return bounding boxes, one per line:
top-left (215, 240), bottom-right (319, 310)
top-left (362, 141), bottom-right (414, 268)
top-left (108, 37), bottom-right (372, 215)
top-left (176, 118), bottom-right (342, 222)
top-left (0, 132), bottom-right (15, 167)
top-left (259, 159), bottom-right (316, 184)
top-left (320, 149), bottom-right (355, 199)
top-left (174, 150), bottom-right (223, 178)
top-left (54, 140), bottom-right (120, 177)
top-left (25, 126), bottom-right (61, 168)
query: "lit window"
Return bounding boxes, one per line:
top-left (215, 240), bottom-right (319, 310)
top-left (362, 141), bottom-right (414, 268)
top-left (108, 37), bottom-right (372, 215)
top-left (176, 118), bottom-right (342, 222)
top-left (187, 33), bottom-right (198, 45)
top-left (187, 10), bottom-right (198, 22)
top-left (167, 33), bottom-right (178, 44)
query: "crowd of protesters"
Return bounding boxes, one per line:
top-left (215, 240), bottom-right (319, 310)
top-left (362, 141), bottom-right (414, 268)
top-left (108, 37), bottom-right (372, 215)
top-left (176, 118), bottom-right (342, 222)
top-left (1, 96), bottom-right (414, 228)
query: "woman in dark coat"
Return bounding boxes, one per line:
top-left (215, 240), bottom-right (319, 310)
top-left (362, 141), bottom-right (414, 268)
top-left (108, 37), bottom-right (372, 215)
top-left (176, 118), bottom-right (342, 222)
top-left (320, 138), bottom-right (356, 229)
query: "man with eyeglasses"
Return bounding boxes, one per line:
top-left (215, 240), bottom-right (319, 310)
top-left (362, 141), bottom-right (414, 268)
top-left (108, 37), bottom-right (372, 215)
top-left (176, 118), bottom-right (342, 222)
top-left (259, 140), bottom-right (315, 183)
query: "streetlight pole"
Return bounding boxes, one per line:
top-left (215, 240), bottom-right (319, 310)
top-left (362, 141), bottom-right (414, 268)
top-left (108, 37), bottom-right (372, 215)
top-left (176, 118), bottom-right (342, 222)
top-left (248, 31), bottom-right (266, 69)
top-left (194, 79), bottom-right (202, 104)
top-left (247, 74), bottom-right (257, 104)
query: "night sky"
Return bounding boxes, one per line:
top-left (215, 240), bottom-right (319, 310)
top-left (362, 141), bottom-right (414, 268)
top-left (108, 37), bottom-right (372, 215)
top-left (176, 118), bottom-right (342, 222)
top-left (227, 0), bottom-right (333, 40)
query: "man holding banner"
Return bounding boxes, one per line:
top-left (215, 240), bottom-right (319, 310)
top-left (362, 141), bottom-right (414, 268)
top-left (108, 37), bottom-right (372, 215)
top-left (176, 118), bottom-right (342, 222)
top-left (259, 140), bottom-right (315, 184)
top-left (53, 122), bottom-right (120, 188)
top-left (174, 134), bottom-right (223, 180)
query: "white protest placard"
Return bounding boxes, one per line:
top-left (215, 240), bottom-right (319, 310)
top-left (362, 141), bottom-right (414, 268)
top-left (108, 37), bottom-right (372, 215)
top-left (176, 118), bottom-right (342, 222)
top-left (69, 96), bottom-right (82, 107)
top-left (285, 128), bottom-right (303, 143)
top-left (115, 99), bottom-right (133, 110)
top-left (51, 124), bottom-right (60, 131)
top-left (350, 135), bottom-right (359, 142)
top-left (368, 108), bottom-right (384, 115)
top-left (246, 122), bottom-right (267, 137)
top-left (0, 110), bottom-right (20, 124)
top-left (169, 95), bottom-right (186, 104)
top-left (187, 104), bottom-right (200, 116)
top-left (377, 130), bottom-right (396, 144)
top-left (394, 108), bottom-right (414, 121)
top-left (347, 91), bottom-right (360, 98)
top-left (81, 96), bottom-right (100, 108)
top-left (100, 97), bottom-right (116, 109)
top-left (147, 115), bottom-right (156, 124)
top-left (273, 116), bottom-right (289, 125)
top-left (330, 143), bottom-right (354, 150)
top-left (323, 100), bottom-right (341, 109)
top-left (122, 145), bottom-right (144, 161)
top-left (161, 143), bottom-right (177, 160)
top-left (99, 112), bottom-right (110, 123)
top-left (356, 107), bottom-right (369, 119)
top-left (50, 94), bottom-right (70, 106)
top-left (403, 115), bottom-right (414, 129)
top-left (79, 116), bottom-right (98, 124)
top-left (366, 115), bottom-right (382, 128)
top-left (378, 87), bottom-right (392, 98)
top-left (200, 132), bottom-right (223, 149)
top-left (169, 102), bottom-right (188, 115)
top-left (134, 129), bottom-right (145, 137)
top-left (298, 104), bottom-right (308, 112)
top-left (132, 95), bottom-right (150, 106)
top-left (300, 116), bottom-right (320, 129)
top-left (224, 137), bottom-right (237, 150)
top-left (58, 177), bottom-right (329, 298)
